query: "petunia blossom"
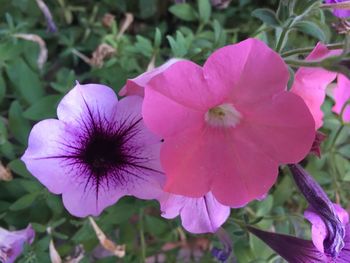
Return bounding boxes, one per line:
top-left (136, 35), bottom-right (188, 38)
top-left (22, 83), bottom-right (164, 217)
top-left (120, 60), bottom-right (231, 234)
top-left (248, 165), bottom-right (350, 262)
top-left (290, 42), bottom-right (350, 125)
top-left (289, 164), bottom-right (345, 257)
top-left (291, 42), bottom-right (339, 130)
top-left (0, 224), bottom-right (35, 263)
top-left (333, 74), bottom-right (350, 122)
top-left (324, 0), bottom-right (350, 18)
top-left (142, 38), bottom-right (315, 207)
top-left (159, 192), bottom-right (230, 234)
top-left (119, 59), bottom-right (182, 97)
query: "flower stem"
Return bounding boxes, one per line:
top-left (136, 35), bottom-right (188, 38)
top-left (139, 208), bottom-right (146, 262)
top-left (284, 59), bottom-right (323, 68)
top-left (282, 43), bottom-right (344, 57)
top-left (275, 27), bottom-right (290, 53)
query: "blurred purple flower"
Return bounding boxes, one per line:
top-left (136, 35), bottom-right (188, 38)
top-left (210, 0), bottom-right (232, 9)
top-left (35, 0), bottom-right (57, 33)
top-left (247, 226), bottom-right (329, 262)
top-left (0, 225), bottom-right (35, 263)
top-left (324, 0), bottom-right (350, 18)
top-left (248, 165), bottom-right (350, 262)
top-left (211, 227), bottom-right (234, 262)
top-left (22, 83), bottom-right (164, 217)
top-left (289, 164), bottom-right (346, 257)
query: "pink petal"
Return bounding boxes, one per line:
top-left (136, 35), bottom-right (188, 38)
top-left (210, 129), bottom-right (279, 207)
top-left (160, 192), bottom-right (230, 234)
top-left (57, 82), bottom-right (118, 126)
top-left (145, 60), bottom-right (223, 110)
top-left (143, 83), bottom-right (204, 138)
top-left (291, 43), bottom-right (339, 129)
top-left (239, 92), bottom-right (316, 164)
top-left (203, 38), bottom-right (289, 107)
top-left (21, 119), bottom-right (74, 194)
top-left (333, 74), bottom-right (350, 122)
top-left (161, 126), bottom-right (278, 207)
top-left (119, 59), bottom-right (182, 97)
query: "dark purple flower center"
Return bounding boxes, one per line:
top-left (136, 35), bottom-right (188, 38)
top-left (44, 103), bottom-right (160, 198)
top-left (82, 132), bottom-right (125, 175)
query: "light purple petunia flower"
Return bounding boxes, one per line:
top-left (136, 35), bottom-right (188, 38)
top-left (0, 224), bottom-right (35, 263)
top-left (22, 83), bottom-right (164, 217)
top-left (248, 164), bottom-right (350, 262)
top-left (159, 192), bottom-right (230, 234)
top-left (325, 0), bottom-right (350, 18)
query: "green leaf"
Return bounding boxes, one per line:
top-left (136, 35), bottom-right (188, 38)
top-left (0, 41), bottom-right (22, 62)
top-left (46, 195), bottom-right (64, 215)
top-left (154, 28), bottom-right (162, 48)
top-left (8, 159), bottom-right (31, 177)
top-left (31, 223), bottom-right (47, 233)
top-left (0, 74), bottom-right (6, 104)
top-left (294, 21), bottom-right (326, 42)
top-left (23, 95), bottom-right (61, 121)
top-left (167, 31), bottom-right (190, 57)
top-left (198, 0), bottom-right (211, 24)
top-left (139, 0), bottom-right (157, 18)
top-left (5, 58), bottom-right (44, 104)
top-left (256, 195), bottom-right (274, 217)
top-left (51, 68), bottom-right (76, 93)
top-left (0, 118), bottom-right (7, 145)
top-left (252, 8), bottom-right (281, 27)
top-left (134, 35), bottom-right (154, 58)
top-left (10, 192), bottom-right (40, 211)
top-left (8, 101), bottom-right (31, 145)
top-left (145, 215), bottom-right (168, 236)
top-left (169, 4), bottom-right (197, 22)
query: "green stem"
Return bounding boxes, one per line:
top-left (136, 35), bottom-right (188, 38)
top-left (282, 43), bottom-right (344, 57)
top-left (275, 27), bottom-right (290, 53)
top-left (328, 125), bottom-right (345, 152)
top-left (139, 208), bottom-right (146, 262)
top-left (284, 59), bottom-right (323, 68)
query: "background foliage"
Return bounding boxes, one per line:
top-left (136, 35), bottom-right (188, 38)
top-left (0, 0), bottom-right (349, 262)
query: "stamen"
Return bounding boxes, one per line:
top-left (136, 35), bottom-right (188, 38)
top-left (205, 103), bottom-right (241, 127)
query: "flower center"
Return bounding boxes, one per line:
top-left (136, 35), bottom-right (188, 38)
top-left (205, 103), bottom-right (241, 127)
top-left (83, 133), bottom-right (125, 175)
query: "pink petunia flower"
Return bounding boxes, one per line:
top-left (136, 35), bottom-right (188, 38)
top-left (141, 38), bottom-right (315, 207)
top-left (121, 60), bottom-right (230, 234)
top-left (290, 42), bottom-right (350, 125)
top-left (291, 43), bottom-right (339, 129)
top-left (22, 83), bottom-right (164, 217)
top-left (0, 224), bottom-right (35, 263)
top-left (119, 59), bottom-right (182, 97)
top-left (333, 74), bottom-right (350, 122)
